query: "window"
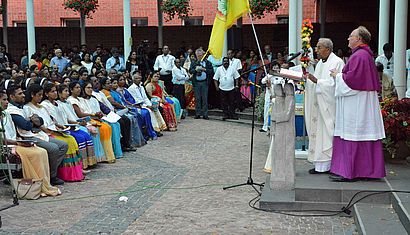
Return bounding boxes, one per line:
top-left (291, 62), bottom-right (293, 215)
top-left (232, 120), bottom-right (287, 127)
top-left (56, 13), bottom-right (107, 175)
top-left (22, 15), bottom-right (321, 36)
top-left (183, 17), bottom-right (203, 26)
top-left (131, 17), bottom-right (148, 27)
top-left (61, 18), bottom-right (80, 27)
top-left (276, 15), bottom-right (289, 24)
top-left (13, 21), bottom-right (27, 27)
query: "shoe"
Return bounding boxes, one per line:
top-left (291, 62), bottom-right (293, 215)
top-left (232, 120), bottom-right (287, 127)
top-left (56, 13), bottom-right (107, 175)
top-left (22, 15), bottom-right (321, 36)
top-left (194, 115), bottom-right (201, 119)
top-left (259, 129), bottom-right (267, 132)
top-left (123, 147), bottom-right (137, 152)
top-left (156, 132), bottom-right (163, 137)
top-left (203, 116), bottom-right (209, 120)
top-left (329, 174), bottom-right (358, 182)
top-left (83, 169), bottom-right (91, 175)
top-left (51, 177), bottom-right (65, 186)
top-left (308, 168), bottom-right (330, 174)
top-left (181, 115), bottom-right (186, 119)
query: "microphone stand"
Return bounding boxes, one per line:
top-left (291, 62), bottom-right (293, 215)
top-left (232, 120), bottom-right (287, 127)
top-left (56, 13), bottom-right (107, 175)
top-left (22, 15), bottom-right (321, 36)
top-left (222, 62), bottom-right (276, 195)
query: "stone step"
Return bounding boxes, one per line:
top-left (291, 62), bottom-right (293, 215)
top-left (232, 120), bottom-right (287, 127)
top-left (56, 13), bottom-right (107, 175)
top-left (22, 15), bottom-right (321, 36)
top-left (354, 204), bottom-right (408, 235)
top-left (392, 192), bottom-right (410, 234)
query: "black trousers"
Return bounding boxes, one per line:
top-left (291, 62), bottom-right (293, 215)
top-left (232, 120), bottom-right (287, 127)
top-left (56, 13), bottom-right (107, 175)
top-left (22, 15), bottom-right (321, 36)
top-left (160, 74), bottom-right (173, 95)
top-left (220, 89), bottom-right (236, 118)
top-left (173, 84), bottom-right (186, 109)
top-left (118, 116), bottom-right (132, 148)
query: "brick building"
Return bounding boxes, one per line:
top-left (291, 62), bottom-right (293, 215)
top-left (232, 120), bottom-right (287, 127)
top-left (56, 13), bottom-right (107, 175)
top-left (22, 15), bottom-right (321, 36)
top-left (1, 0), bottom-right (318, 27)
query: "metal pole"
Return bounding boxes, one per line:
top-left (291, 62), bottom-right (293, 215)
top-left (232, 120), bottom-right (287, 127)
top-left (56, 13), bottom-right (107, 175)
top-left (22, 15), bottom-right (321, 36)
top-left (80, 12), bottom-right (86, 45)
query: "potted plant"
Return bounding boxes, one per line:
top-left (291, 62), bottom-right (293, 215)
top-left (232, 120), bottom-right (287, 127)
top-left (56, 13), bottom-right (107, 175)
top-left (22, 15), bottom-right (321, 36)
top-left (380, 97), bottom-right (410, 160)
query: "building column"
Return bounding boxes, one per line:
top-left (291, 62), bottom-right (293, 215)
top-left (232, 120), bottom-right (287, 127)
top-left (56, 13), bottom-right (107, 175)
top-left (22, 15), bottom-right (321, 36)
top-left (80, 12), bottom-right (86, 45)
top-left (393, 0), bottom-right (408, 99)
top-left (2, 0), bottom-right (8, 50)
top-left (288, 0), bottom-right (298, 56)
top-left (319, 0), bottom-right (326, 37)
top-left (26, 0), bottom-right (36, 58)
top-left (378, 0), bottom-right (390, 56)
top-left (296, 0), bottom-right (303, 64)
top-left (123, 0), bottom-right (132, 59)
top-left (157, 0), bottom-right (163, 48)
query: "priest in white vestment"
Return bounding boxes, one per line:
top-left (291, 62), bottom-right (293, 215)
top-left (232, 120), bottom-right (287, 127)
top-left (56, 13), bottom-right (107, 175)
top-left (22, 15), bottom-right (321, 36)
top-left (304, 38), bottom-right (345, 173)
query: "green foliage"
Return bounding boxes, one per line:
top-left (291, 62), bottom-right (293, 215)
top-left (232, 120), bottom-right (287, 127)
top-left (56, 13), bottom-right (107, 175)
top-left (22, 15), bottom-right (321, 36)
top-left (63, 0), bottom-right (99, 19)
top-left (161, 0), bottom-right (192, 22)
top-left (249, 0), bottom-right (282, 19)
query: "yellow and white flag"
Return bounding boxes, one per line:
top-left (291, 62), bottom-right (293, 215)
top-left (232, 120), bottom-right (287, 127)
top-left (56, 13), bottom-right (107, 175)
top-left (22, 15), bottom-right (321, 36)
top-left (206, 0), bottom-right (250, 59)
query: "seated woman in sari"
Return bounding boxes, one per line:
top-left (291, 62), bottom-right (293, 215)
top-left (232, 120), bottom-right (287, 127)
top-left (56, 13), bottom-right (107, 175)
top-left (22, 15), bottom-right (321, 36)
top-left (115, 75), bottom-right (157, 140)
top-left (23, 84), bottom-right (83, 182)
top-left (41, 83), bottom-right (97, 170)
top-left (183, 54), bottom-right (196, 111)
top-left (57, 84), bottom-right (105, 164)
top-left (68, 81), bottom-right (116, 163)
top-left (145, 71), bottom-right (177, 131)
top-left (157, 79), bottom-right (182, 121)
top-left (98, 77), bottom-right (146, 147)
top-left (1, 91), bottom-right (61, 197)
top-left (81, 81), bottom-right (124, 158)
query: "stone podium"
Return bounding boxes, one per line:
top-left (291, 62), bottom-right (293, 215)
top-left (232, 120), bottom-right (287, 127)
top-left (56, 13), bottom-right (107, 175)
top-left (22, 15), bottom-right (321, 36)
top-left (270, 83), bottom-right (296, 190)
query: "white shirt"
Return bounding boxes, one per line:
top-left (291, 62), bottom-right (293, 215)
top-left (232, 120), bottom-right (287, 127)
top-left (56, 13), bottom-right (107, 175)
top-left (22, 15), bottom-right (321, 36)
top-left (128, 83), bottom-right (152, 106)
top-left (3, 111), bottom-right (17, 141)
top-left (154, 54), bottom-right (175, 75)
top-left (213, 65), bottom-right (240, 91)
top-left (24, 103), bottom-right (57, 131)
top-left (41, 100), bottom-right (69, 125)
top-left (81, 61), bottom-right (93, 75)
top-left (172, 66), bottom-right (189, 85)
top-left (230, 58), bottom-right (242, 72)
top-left (375, 53), bottom-right (394, 80)
top-left (56, 100), bottom-right (80, 122)
top-left (92, 91), bottom-right (115, 111)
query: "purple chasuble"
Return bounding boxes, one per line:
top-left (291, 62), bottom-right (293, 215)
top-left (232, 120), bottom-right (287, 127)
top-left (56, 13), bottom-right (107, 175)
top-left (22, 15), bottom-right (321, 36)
top-left (342, 45), bottom-right (381, 91)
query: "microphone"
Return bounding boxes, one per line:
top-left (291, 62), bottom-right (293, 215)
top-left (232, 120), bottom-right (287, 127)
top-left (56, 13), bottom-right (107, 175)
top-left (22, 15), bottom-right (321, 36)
top-left (286, 50), bottom-right (304, 62)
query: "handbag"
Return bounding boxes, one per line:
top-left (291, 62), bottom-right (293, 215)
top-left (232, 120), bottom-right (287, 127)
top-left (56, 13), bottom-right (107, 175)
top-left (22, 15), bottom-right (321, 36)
top-left (12, 178), bottom-right (43, 200)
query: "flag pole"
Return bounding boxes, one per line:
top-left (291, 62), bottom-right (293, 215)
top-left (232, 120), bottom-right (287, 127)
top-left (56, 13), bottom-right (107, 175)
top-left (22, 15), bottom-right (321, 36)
top-left (248, 13), bottom-right (268, 76)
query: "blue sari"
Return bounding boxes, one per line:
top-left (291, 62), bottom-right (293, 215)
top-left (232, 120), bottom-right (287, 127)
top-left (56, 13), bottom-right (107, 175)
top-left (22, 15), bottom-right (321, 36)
top-left (110, 90), bottom-right (151, 145)
top-left (116, 89), bottom-right (157, 139)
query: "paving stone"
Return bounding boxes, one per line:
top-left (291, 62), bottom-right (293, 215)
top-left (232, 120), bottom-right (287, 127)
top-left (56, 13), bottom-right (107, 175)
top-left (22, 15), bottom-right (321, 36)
top-left (0, 117), bottom-right (355, 234)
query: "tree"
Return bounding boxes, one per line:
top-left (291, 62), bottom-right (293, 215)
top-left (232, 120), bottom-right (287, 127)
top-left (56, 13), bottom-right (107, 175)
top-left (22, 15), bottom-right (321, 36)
top-left (160, 0), bottom-right (282, 21)
top-left (63, 0), bottom-right (99, 45)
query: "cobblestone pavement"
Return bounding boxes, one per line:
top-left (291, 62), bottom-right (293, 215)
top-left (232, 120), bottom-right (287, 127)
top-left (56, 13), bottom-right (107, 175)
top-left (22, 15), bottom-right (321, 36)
top-left (0, 118), bottom-right (357, 234)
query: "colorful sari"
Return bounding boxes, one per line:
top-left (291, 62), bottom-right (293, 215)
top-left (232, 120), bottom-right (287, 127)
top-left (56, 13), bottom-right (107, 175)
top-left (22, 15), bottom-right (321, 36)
top-left (42, 100), bottom-right (97, 169)
top-left (185, 81), bottom-right (196, 110)
top-left (23, 103), bottom-right (83, 182)
top-left (149, 82), bottom-right (177, 131)
top-left (69, 96), bottom-right (116, 163)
